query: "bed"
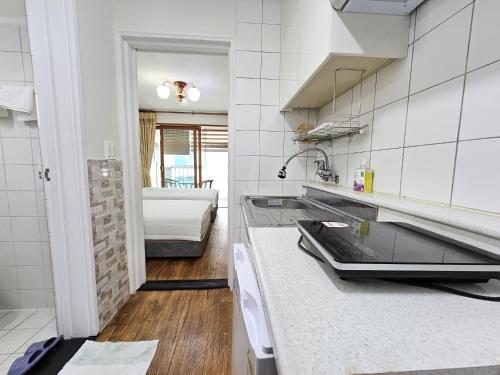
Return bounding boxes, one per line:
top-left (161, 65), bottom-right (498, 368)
top-left (143, 199), bottom-right (212, 258)
top-left (142, 187), bottom-right (219, 221)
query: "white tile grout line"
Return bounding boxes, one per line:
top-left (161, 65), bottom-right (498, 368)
top-left (449, 0), bottom-right (476, 206)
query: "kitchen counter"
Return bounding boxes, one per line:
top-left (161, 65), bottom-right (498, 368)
top-left (247, 226), bottom-right (500, 375)
top-left (304, 182), bottom-right (500, 240)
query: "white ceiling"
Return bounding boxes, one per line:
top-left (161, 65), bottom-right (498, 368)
top-left (136, 51), bottom-right (229, 113)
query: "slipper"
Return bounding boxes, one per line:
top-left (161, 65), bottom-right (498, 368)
top-left (24, 336), bottom-right (61, 355)
top-left (7, 350), bottom-right (43, 375)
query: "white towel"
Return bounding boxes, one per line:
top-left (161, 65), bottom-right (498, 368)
top-left (58, 340), bottom-right (159, 375)
top-left (17, 100), bottom-right (37, 122)
top-left (0, 85), bottom-right (34, 113)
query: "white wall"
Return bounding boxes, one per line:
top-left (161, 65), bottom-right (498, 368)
top-left (316, 0), bottom-right (500, 215)
top-left (112, 0), bottom-right (235, 37)
top-left (156, 112), bottom-right (228, 126)
top-left (76, 0), bottom-right (120, 159)
top-left (0, 12), bottom-right (54, 309)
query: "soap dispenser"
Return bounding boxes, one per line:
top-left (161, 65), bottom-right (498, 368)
top-left (353, 160), bottom-right (373, 193)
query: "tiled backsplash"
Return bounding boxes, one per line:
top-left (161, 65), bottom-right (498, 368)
top-left (87, 159), bottom-right (129, 328)
top-left (316, 0), bottom-right (500, 215)
top-left (0, 16), bottom-right (54, 309)
top-left (232, 0), bottom-right (321, 241)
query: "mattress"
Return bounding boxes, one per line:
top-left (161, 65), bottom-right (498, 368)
top-left (142, 187), bottom-right (219, 207)
top-left (143, 200), bottom-right (211, 241)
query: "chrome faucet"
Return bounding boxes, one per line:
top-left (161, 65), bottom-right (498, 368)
top-left (278, 147), bottom-right (339, 183)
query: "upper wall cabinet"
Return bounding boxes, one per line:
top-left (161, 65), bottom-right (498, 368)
top-left (280, 0), bottom-right (410, 110)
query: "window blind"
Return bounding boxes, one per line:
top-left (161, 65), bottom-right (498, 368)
top-left (201, 126), bottom-right (228, 152)
top-left (163, 128), bottom-right (190, 155)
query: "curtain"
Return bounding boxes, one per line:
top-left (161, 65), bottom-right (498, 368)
top-left (139, 111), bottom-right (156, 187)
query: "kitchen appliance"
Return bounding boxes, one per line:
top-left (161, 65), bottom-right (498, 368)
top-left (297, 220), bottom-right (500, 281)
top-left (330, 0), bottom-right (425, 15)
top-left (232, 244), bottom-right (277, 375)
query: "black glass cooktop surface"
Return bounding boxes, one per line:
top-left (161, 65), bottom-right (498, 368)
top-left (297, 220), bottom-right (500, 266)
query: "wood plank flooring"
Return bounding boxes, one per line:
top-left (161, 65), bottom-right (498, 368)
top-left (96, 289), bottom-right (232, 375)
top-left (146, 208), bottom-right (228, 280)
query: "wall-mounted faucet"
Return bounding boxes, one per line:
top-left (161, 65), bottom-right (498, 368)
top-left (278, 147), bottom-right (339, 183)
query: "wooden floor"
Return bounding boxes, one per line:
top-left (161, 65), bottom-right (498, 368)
top-left (146, 208), bottom-right (228, 280)
top-left (97, 288), bottom-right (233, 375)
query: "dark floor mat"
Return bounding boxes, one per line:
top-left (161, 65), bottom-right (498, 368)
top-left (139, 278), bottom-right (229, 291)
top-left (28, 337), bottom-right (94, 374)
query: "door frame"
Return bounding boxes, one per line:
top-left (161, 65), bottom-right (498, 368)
top-left (115, 32), bottom-right (235, 292)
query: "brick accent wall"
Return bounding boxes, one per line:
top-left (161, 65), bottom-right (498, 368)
top-left (88, 159), bottom-right (129, 328)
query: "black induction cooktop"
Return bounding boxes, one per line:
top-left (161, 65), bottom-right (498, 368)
top-left (297, 220), bottom-right (500, 281)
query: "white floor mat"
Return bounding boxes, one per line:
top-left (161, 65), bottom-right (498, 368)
top-left (58, 340), bottom-right (158, 375)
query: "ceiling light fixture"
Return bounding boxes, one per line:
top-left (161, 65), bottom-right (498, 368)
top-left (156, 80), bottom-right (200, 102)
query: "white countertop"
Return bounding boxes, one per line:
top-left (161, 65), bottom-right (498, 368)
top-left (247, 226), bottom-right (500, 375)
top-left (304, 182), bottom-right (500, 240)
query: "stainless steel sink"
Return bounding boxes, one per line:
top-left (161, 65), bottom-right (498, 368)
top-left (250, 198), bottom-right (308, 209)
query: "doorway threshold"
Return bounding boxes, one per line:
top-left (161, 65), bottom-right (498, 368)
top-left (138, 278), bottom-right (228, 291)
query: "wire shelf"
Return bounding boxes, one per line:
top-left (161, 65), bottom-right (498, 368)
top-left (292, 116), bottom-right (368, 144)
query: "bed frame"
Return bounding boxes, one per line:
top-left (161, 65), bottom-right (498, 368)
top-left (145, 223), bottom-right (212, 258)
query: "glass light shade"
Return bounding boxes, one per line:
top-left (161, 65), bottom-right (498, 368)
top-left (156, 84), bottom-right (170, 99)
top-left (188, 87), bottom-right (200, 102)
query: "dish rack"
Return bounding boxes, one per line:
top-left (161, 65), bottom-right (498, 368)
top-left (292, 115), bottom-right (368, 144)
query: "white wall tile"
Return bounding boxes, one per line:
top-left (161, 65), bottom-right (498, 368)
top-left (2, 138), bottom-right (32, 164)
top-left (260, 131), bottom-right (283, 156)
top-left (235, 105), bottom-right (260, 130)
top-left (415, 0), bottom-right (472, 39)
top-left (235, 78), bottom-right (260, 104)
top-left (406, 76), bottom-right (463, 146)
top-left (281, 53), bottom-right (298, 81)
top-left (284, 110), bottom-right (300, 132)
top-left (31, 139), bottom-right (41, 165)
top-left (306, 158), bottom-right (318, 181)
top-left (460, 60), bottom-right (500, 140)
top-left (258, 180), bottom-right (283, 195)
top-left (11, 217), bottom-right (40, 241)
top-left (347, 152), bottom-right (371, 190)
top-left (468, 0), bottom-right (500, 71)
top-left (17, 265), bottom-right (44, 289)
top-left (332, 137), bottom-right (349, 155)
top-left (0, 291), bottom-right (19, 310)
top-left (234, 156), bottom-right (259, 180)
top-left (0, 267), bottom-right (18, 290)
top-left (39, 217), bottom-right (48, 241)
top-left (410, 6), bottom-right (472, 94)
top-left (7, 191), bottom-right (38, 217)
top-left (4, 165), bottom-right (35, 191)
top-left (259, 156), bottom-right (283, 180)
top-left (236, 23), bottom-right (262, 51)
top-left (283, 180), bottom-right (303, 196)
top-left (283, 156), bottom-right (307, 180)
top-left (331, 154), bottom-right (348, 186)
top-left (22, 54), bottom-right (32, 82)
top-left (408, 11), bottom-right (416, 44)
top-left (348, 112), bottom-right (373, 153)
top-left (0, 25), bottom-right (21, 52)
top-left (371, 148), bottom-right (403, 195)
top-left (234, 131), bottom-right (259, 156)
top-left (334, 91), bottom-right (352, 117)
top-left (263, 0), bottom-right (282, 25)
top-left (0, 243), bottom-right (15, 266)
top-left (0, 218), bottom-right (12, 241)
top-left (0, 115), bottom-right (30, 138)
top-left (262, 24), bottom-right (281, 52)
top-left (401, 143), bottom-right (456, 204)
top-left (260, 79), bottom-right (279, 105)
top-left (236, 0), bottom-right (262, 23)
top-left (233, 181), bottom-right (259, 203)
top-left (372, 98), bottom-right (407, 150)
top-left (352, 74), bottom-right (376, 115)
top-left (374, 45), bottom-right (412, 108)
top-left (284, 134), bottom-right (308, 157)
top-left (452, 138), bottom-right (500, 213)
top-left (0, 52), bottom-right (23, 81)
top-left (0, 166), bottom-right (5, 190)
top-left (18, 290), bottom-right (46, 308)
top-left (0, 191), bottom-right (8, 216)
top-left (261, 53), bottom-right (280, 79)
top-left (235, 51), bottom-right (261, 78)
top-left (19, 26), bottom-right (30, 53)
top-left (280, 79), bottom-right (298, 107)
top-left (260, 106), bottom-right (283, 131)
top-left (14, 242), bottom-right (42, 266)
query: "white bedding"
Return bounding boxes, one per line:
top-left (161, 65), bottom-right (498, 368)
top-left (143, 200), bottom-right (211, 241)
top-left (142, 188), bottom-right (218, 207)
